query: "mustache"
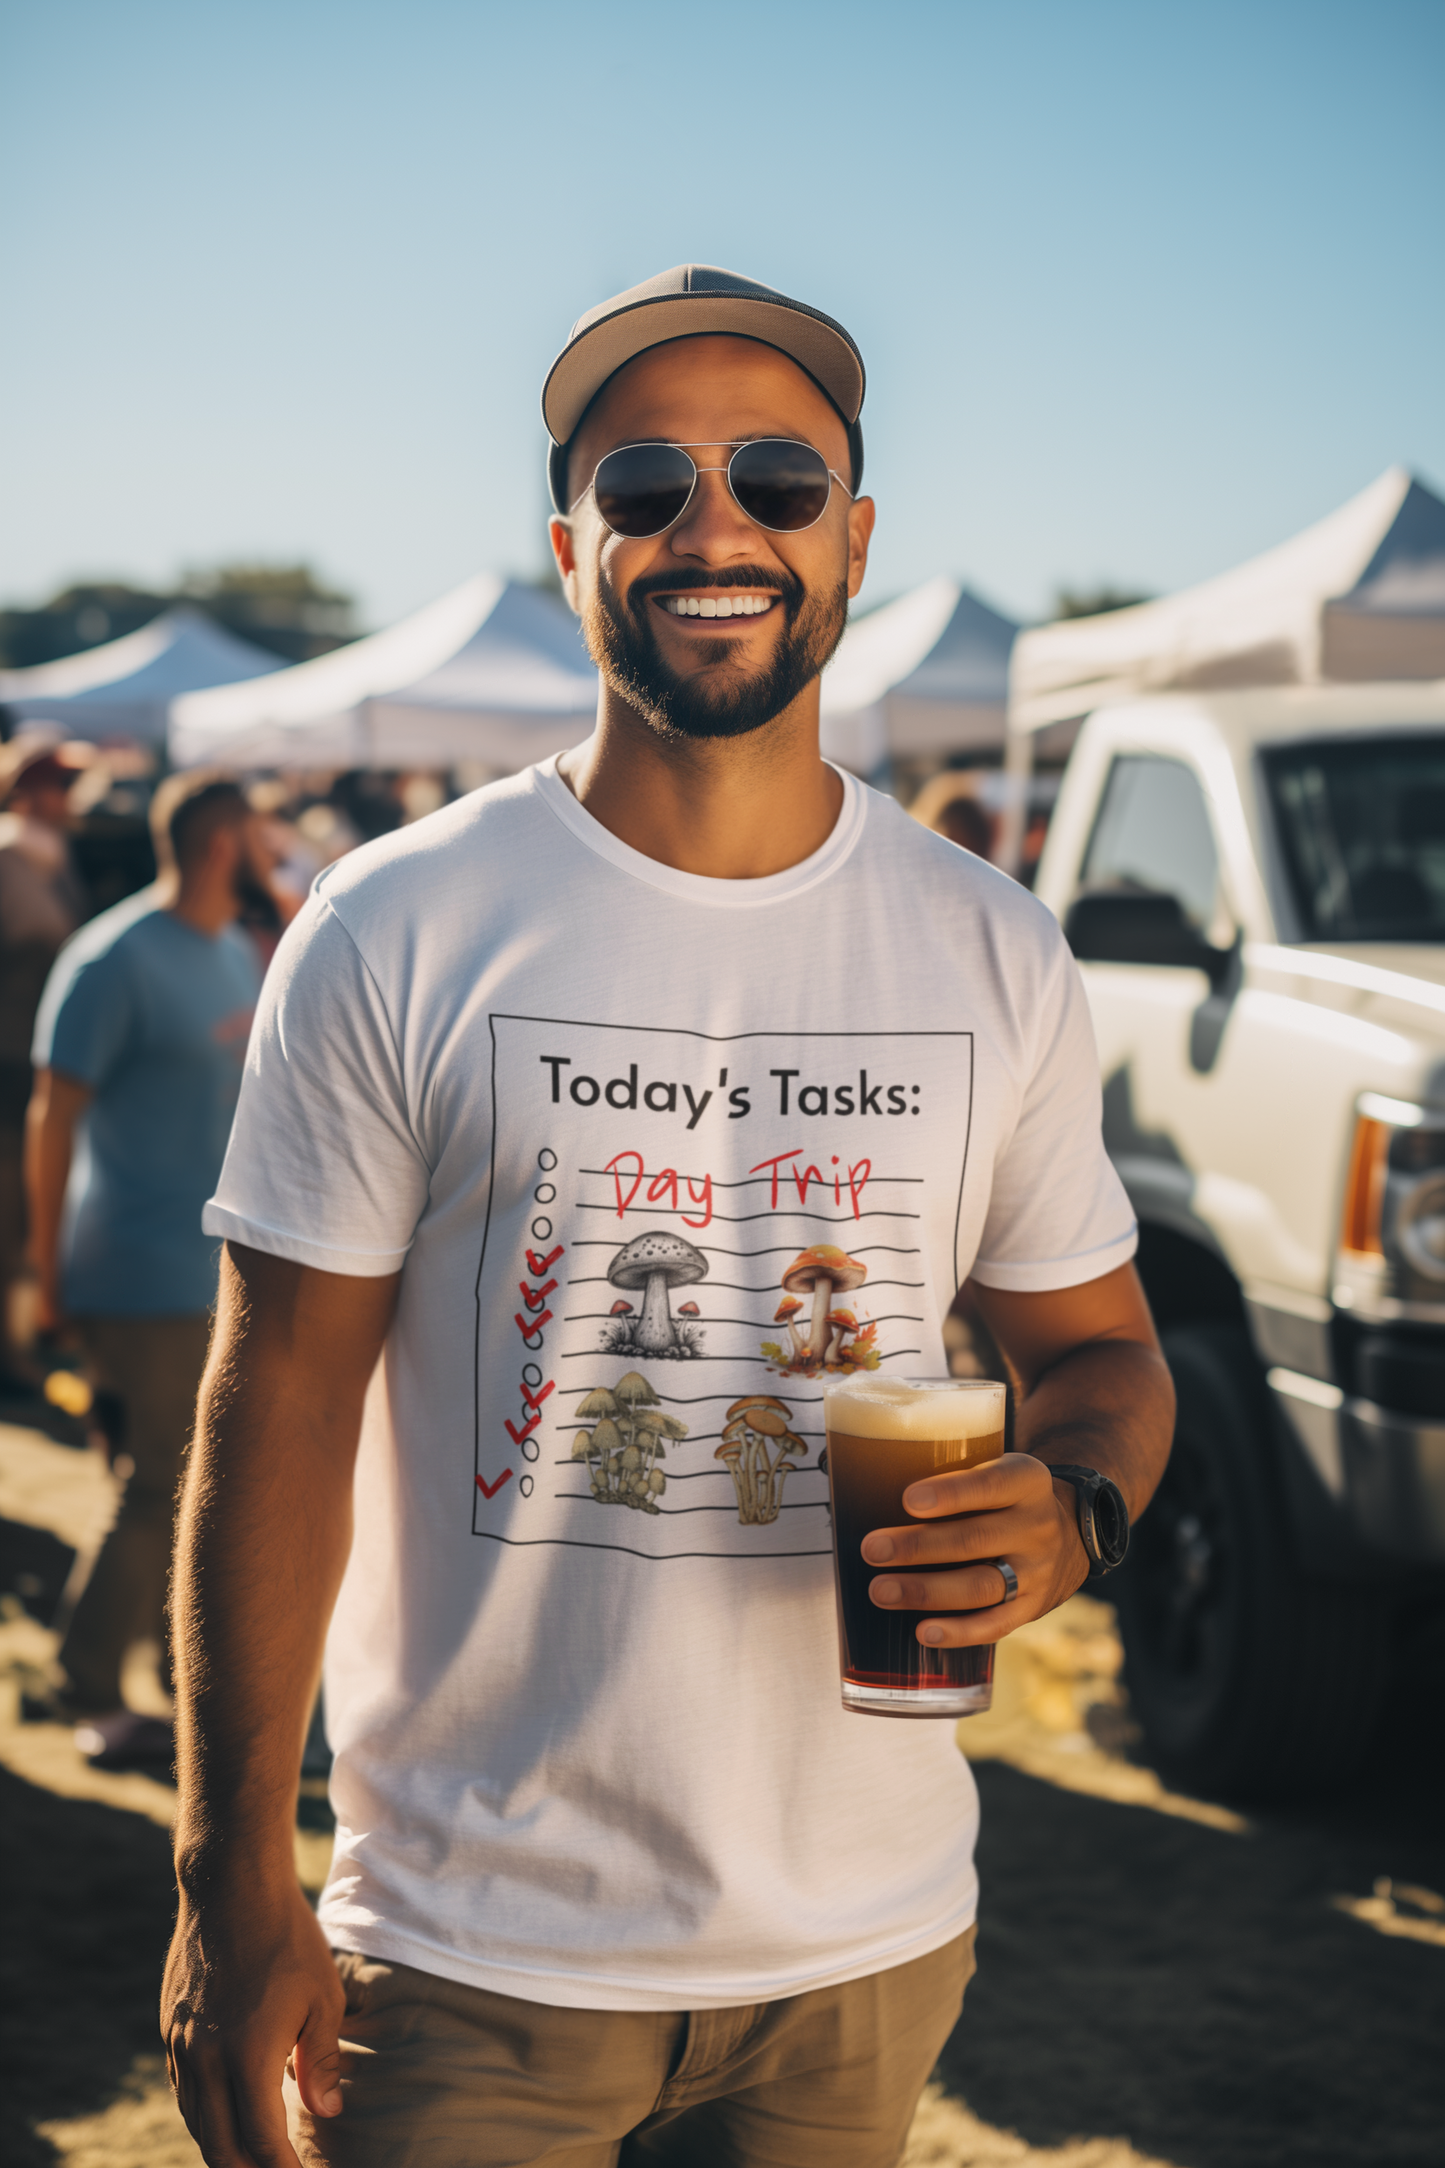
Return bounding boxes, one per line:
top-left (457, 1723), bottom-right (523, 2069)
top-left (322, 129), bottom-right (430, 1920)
top-left (626, 565), bottom-right (804, 606)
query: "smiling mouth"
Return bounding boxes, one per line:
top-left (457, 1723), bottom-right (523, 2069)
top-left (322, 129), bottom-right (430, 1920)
top-left (655, 593), bottom-right (777, 620)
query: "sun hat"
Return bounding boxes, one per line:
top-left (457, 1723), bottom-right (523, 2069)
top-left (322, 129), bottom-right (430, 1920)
top-left (543, 264), bottom-right (866, 513)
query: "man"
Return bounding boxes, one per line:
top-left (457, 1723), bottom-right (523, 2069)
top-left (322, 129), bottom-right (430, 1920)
top-left (0, 737), bottom-right (90, 1390)
top-left (164, 267), bottom-right (1174, 2168)
top-left (26, 775), bottom-right (265, 1746)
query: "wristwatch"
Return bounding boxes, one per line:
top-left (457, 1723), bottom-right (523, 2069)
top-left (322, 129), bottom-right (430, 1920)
top-left (1047, 1464), bottom-right (1130, 1579)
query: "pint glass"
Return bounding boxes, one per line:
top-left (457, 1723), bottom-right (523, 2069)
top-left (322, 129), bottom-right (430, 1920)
top-left (824, 1376), bottom-right (1008, 1718)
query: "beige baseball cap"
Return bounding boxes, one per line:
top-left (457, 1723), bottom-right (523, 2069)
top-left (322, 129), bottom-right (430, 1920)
top-left (543, 263), bottom-right (866, 512)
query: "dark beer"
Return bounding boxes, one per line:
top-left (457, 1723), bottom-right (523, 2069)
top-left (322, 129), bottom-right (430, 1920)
top-left (824, 1378), bottom-right (1007, 1717)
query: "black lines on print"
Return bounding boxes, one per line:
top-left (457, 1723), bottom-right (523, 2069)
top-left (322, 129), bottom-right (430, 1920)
top-left (577, 1165), bottom-right (925, 1192)
top-left (550, 1462), bottom-right (825, 1485)
top-left (491, 1011), bottom-right (970, 1049)
top-left (562, 1310), bottom-right (926, 1332)
top-left (556, 1385), bottom-right (828, 1409)
top-left (568, 1239), bottom-right (923, 1262)
top-left (574, 1203), bottom-right (921, 1226)
top-left (558, 1347), bottom-right (924, 1365)
top-left (556, 1491), bottom-right (823, 1517)
top-left (564, 1274), bottom-right (927, 1295)
top-left (475, 1530), bottom-right (833, 1561)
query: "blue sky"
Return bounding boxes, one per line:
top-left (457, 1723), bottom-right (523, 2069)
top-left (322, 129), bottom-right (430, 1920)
top-left (3, 0), bottom-right (1442, 631)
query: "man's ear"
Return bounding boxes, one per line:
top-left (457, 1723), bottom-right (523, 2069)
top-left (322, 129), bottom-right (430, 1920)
top-left (550, 517), bottom-right (582, 615)
top-left (846, 495), bottom-right (876, 603)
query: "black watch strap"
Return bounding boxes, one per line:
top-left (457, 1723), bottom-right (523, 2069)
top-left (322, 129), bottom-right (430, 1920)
top-left (1046, 1463), bottom-right (1130, 1579)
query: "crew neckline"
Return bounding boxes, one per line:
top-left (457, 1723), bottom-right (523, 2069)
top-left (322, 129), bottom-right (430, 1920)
top-left (530, 755), bottom-right (869, 909)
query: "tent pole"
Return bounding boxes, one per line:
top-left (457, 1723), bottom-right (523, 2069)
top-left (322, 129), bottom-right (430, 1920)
top-left (998, 719), bottom-right (1034, 879)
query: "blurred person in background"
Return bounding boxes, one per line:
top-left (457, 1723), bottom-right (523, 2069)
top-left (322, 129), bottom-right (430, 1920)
top-left (20, 775), bottom-right (267, 1759)
top-left (909, 773), bottom-right (997, 861)
top-left (0, 736), bottom-right (91, 1392)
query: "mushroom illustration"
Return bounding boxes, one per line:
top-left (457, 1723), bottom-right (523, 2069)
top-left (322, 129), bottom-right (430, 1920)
top-left (607, 1230), bottom-right (709, 1355)
top-left (608, 1299), bottom-right (633, 1317)
top-left (715, 1437), bottom-right (750, 1521)
top-left (722, 1394), bottom-right (800, 1524)
top-left (678, 1301), bottom-right (701, 1317)
top-left (590, 1415), bottom-right (623, 1496)
top-left (769, 1428), bottom-right (809, 1514)
top-left (571, 1372), bottom-right (684, 1511)
top-left (780, 1246), bottom-right (867, 1365)
top-left (613, 1371), bottom-right (659, 1413)
top-left (824, 1307), bottom-right (859, 1366)
top-left (772, 1295), bottom-right (807, 1364)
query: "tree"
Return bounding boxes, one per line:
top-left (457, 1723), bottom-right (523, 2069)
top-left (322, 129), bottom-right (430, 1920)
top-left (1051, 585), bottom-right (1154, 621)
top-left (178, 564), bottom-right (356, 663)
top-left (0, 565), bottom-right (358, 671)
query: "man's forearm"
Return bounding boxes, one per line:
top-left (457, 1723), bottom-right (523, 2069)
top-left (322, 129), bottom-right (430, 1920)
top-left (1014, 1338), bottom-right (1174, 1521)
top-left (171, 1246), bottom-right (395, 1896)
top-left (172, 1395), bottom-right (352, 1893)
top-left (24, 1069), bottom-right (82, 1309)
top-left (972, 1266), bottom-right (1175, 1521)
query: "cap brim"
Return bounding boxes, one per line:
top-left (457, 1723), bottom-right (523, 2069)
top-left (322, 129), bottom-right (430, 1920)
top-left (542, 291), bottom-right (865, 445)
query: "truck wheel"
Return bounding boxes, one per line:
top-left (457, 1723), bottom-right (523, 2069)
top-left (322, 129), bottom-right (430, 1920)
top-left (1112, 1322), bottom-right (1390, 1801)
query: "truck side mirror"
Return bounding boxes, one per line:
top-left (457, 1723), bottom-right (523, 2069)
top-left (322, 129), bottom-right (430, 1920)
top-left (1064, 889), bottom-right (1235, 990)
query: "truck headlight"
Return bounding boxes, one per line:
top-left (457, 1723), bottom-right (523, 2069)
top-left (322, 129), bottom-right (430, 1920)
top-left (1342, 1092), bottom-right (1445, 1293)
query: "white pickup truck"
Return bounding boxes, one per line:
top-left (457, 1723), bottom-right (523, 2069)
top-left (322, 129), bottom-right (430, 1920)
top-left (1032, 681), bottom-right (1445, 1798)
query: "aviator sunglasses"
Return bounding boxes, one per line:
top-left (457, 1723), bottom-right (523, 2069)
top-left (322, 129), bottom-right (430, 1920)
top-left (574, 438), bottom-right (854, 541)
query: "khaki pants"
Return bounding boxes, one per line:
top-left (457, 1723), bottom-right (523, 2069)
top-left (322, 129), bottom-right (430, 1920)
top-left (56, 1313), bottom-right (211, 1710)
top-left (287, 1929), bottom-right (975, 2168)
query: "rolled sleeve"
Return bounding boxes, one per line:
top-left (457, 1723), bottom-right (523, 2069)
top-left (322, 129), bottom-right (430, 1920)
top-left (970, 938), bottom-right (1136, 1293)
top-left (204, 897), bottom-right (430, 1277)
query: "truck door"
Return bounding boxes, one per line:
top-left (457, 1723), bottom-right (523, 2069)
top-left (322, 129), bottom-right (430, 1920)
top-left (1068, 753), bottom-right (1231, 1228)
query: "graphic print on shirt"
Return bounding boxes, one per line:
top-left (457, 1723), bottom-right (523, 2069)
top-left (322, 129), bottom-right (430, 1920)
top-left (472, 1014), bottom-right (973, 1561)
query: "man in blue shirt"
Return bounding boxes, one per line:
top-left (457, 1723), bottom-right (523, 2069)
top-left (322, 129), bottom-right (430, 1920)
top-left (26, 774), bottom-right (267, 1739)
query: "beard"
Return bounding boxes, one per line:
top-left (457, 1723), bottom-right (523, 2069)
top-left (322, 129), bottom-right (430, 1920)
top-left (582, 563), bottom-right (849, 742)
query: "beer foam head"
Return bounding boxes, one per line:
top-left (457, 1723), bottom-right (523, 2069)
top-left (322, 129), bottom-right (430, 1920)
top-left (823, 1375), bottom-right (1006, 1440)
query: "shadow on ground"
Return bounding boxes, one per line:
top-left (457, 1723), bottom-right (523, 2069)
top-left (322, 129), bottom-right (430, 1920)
top-left (0, 1768), bottom-right (177, 2167)
top-left (942, 1676), bottom-right (1445, 2168)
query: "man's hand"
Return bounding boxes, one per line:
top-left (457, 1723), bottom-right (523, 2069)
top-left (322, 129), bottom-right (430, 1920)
top-left (163, 1881), bottom-right (344, 2166)
top-left (863, 1452), bottom-right (1089, 1643)
top-left (865, 1261), bottom-right (1173, 1646)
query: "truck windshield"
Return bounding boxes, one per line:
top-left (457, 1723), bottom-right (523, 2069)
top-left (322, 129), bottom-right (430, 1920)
top-left (1263, 735), bottom-right (1445, 942)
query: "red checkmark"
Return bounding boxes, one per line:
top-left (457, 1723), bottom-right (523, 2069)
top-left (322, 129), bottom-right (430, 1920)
top-left (520, 1379), bottom-right (554, 1413)
top-left (519, 1277), bottom-right (558, 1310)
top-left (505, 1413), bottom-right (541, 1446)
top-left (515, 1308), bottom-right (553, 1337)
top-left (476, 1468), bottom-right (513, 1501)
top-left (526, 1245), bottom-right (564, 1276)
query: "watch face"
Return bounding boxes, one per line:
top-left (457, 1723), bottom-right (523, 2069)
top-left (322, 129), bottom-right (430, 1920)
top-left (1093, 1481), bottom-right (1129, 1566)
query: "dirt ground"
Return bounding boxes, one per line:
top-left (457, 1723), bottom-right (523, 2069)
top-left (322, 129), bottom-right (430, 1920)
top-left (2, 1416), bottom-right (1442, 2167)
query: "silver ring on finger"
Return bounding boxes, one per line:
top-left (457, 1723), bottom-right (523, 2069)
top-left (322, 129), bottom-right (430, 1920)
top-left (991, 1558), bottom-right (1020, 1604)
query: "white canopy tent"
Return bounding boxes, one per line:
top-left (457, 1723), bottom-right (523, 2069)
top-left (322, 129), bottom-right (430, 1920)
top-left (0, 607), bottom-right (283, 746)
top-left (820, 578), bottom-right (1018, 774)
top-left (998, 465), bottom-right (1445, 872)
top-left (170, 575), bottom-right (599, 771)
top-left (1009, 466), bottom-right (1445, 738)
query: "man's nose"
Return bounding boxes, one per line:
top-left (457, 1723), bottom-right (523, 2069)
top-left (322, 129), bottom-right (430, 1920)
top-left (666, 461), bottom-right (760, 564)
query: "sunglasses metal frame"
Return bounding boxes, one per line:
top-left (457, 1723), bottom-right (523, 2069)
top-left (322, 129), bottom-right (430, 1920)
top-left (570, 438), bottom-right (854, 539)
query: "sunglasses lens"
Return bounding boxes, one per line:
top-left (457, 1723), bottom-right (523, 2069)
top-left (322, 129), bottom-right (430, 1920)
top-left (729, 440), bottom-right (832, 531)
top-left (592, 444), bottom-right (696, 537)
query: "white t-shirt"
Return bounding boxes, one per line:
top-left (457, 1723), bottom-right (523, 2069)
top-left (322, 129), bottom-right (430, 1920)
top-left (206, 758), bottom-right (1135, 2012)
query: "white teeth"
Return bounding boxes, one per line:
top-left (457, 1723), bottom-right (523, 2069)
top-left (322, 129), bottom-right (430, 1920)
top-left (666, 594), bottom-right (772, 616)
